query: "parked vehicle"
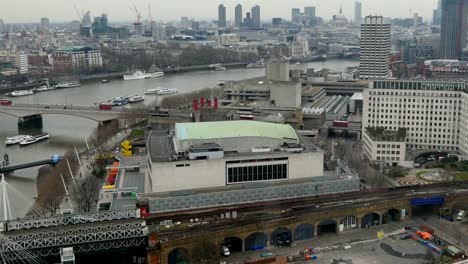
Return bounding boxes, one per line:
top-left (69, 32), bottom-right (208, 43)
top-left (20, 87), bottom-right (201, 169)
top-left (220, 246), bottom-right (230, 257)
top-left (400, 233), bottom-right (411, 240)
top-left (0, 99), bottom-right (12, 105)
top-left (456, 210), bottom-right (465, 221)
top-left (99, 103), bottom-right (112, 110)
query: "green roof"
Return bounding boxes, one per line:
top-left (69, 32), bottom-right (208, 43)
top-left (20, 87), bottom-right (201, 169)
top-left (175, 121), bottom-right (298, 141)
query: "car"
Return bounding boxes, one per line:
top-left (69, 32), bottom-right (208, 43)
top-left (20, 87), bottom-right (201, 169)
top-left (400, 233), bottom-right (411, 240)
top-left (220, 246), bottom-right (230, 257)
top-left (456, 210), bottom-right (465, 221)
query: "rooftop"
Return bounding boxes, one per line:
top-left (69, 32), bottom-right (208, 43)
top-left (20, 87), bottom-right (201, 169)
top-left (365, 127), bottom-right (406, 142)
top-left (175, 121), bottom-right (299, 141)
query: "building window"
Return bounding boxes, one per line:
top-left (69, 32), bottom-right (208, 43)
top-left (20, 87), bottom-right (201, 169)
top-left (227, 163), bottom-right (288, 184)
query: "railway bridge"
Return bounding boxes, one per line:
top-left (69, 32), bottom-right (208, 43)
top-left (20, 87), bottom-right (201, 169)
top-left (0, 210), bottom-right (148, 262)
top-left (146, 184), bottom-right (468, 264)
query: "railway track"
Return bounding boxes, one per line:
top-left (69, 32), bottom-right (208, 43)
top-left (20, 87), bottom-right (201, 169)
top-left (155, 182), bottom-right (468, 241)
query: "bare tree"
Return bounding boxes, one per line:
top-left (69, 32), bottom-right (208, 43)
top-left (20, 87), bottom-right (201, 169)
top-left (70, 177), bottom-right (101, 213)
top-left (191, 238), bottom-right (219, 264)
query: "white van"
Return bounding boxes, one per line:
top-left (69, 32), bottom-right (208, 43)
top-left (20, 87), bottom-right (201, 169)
top-left (221, 246), bottom-right (230, 257)
top-left (457, 210), bottom-right (465, 221)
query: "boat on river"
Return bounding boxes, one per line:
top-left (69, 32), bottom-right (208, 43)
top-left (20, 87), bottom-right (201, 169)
top-left (145, 88), bottom-right (161, 94)
top-left (55, 81), bottom-right (81, 88)
top-left (34, 85), bottom-right (56, 92)
top-left (128, 95), bottom-right (145, 103)
top-left (19, 134), bottom-right (50, 146)
top-left (11, 90), bottom-right (34, 97)
top-left (123, 70), bottom-right (164, 81)
top-left (5, 135), bottom-right (30, 145)
top-left (157, 88), bottom-right (178, 95)
top-left (247, 59), bottom-right (266, 68)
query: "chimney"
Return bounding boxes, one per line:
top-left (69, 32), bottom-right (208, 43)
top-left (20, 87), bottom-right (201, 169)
top-left (192, 99), bottom-right (199, 111)
top-left (214, 97), bottom-right (218, 109)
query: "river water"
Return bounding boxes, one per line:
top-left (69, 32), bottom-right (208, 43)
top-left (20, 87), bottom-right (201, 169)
top-left (0, 59), bottom-right (358, 218)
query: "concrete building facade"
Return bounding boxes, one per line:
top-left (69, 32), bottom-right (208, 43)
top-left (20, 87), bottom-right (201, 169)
top-left (147, 121), bottom-right (324, 193)
top-left (53, 46), bottom-right (103, 73)
top-left (363, 79), bottom-right (468, 163)
top-left (235, 4), bottom-right (243, 28)
top-left (251, 5), bottom-right (261, 28)
top-left (359, 16), bottom-right (391, 79)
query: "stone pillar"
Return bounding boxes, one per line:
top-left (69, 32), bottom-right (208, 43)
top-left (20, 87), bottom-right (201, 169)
top-left (18, 114), bottom-right (43, 130)
top-left (242, 239), bottom-right (246, 252)
top-left (379, 213), bottom-right (383, 226)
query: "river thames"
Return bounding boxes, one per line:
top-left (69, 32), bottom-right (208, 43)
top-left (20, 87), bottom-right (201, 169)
top-left (0, 59), bottom-right (359, 217)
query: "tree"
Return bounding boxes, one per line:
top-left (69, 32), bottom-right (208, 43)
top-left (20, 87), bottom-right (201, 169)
top-left (70, 177), bottom-right (101, 213)
top-left (191, 238), bottom-right (219, 264)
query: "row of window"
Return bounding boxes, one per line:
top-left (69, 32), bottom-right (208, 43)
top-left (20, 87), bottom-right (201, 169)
top-left (377, 150), bottom-right (401, 155)
top-left (368, 121), bottom-right (457, 127)
top-left (227, 163), bottom-right (288, 184)
top-left (372, 81), bottom-right (465, 91)
top-left (406, 138), bottom-right (456, 145)
top-left (376, 144), bottom-right (401, 149)
top-left (376, 156), bottom-right (400, 161)
top-left (368, 114), bottom-right (457, 120)
top-left (408, 145), bottom-right (457, 151)
top-left (369, 105), bottom-right (459, 110)
top-left (369, 97), bottom-right (460, 104)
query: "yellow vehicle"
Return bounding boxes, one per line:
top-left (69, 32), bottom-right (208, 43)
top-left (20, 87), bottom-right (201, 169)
top-left (121, 140), bottom-right (133, 156)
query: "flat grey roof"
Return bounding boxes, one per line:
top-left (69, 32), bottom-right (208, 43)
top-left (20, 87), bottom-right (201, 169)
top-left (149, 131), bottom-right (173, 162)
top-left (122, 172), bottom-right (145, 193)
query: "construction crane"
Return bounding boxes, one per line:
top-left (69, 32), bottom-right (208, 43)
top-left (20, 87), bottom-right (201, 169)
top-left (129, 4), bottom-right (142, 24)
top-left (74, 4), bottom-right (84, 23)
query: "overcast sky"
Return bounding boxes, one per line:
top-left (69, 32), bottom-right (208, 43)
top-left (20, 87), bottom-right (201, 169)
top-left (1, 0), bottom-right (439, 23)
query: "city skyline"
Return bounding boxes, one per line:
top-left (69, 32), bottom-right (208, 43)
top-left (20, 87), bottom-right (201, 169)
top-left (1, 0), bottom-right (438, 23)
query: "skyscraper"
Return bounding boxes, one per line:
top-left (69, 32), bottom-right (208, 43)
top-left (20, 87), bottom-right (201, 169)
top-left (235, 4), bottom-right (242, 27)
top-left (359, 16), bottom-right (391, 79)
top-left (354, 1), bottom-right (362, 24)
top-left (304, 6), bottom-right (316, 18)
top-left (292, 8), bottom-right (301, 23)
top-left (218, 4), bottom-right (226, 28)
top-left (0, 19), bottom-right (4, 34)
top-left (251, 5), bottom-right (261, 28)
top-left (40, 17), bottom-right (49, 29)
top-left (440, 0), bottom-right (468, 59)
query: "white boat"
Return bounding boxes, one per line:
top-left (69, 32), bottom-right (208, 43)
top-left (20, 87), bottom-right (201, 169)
top-left (11, 90), bottom-right (34, 97)
top-left (215, 66), bottom-right (227, 71)
top-left (34, 85), bottom-right (56, 92)
top-left (56, 81), bottom-right (81, 88)
top-left (128, 95), bottom-right (145, 103)
top-left (247, 60), bottom-right (267, 68)
top-left (217, 80), bottom-right (227, 86)
top-left (19, 134), bottom-right (50, 146)
top-left (157, 88), bottom-right (178, 95)
top-left (123, 70), bottom-right (164, 81)
top-left (5, 135), bottom-right (30, 145)
top-left (145, 88), bottom-right (161, 94)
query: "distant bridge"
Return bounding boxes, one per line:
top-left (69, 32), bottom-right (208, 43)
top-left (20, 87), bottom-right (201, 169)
top-left (0, 103), bottom-right (135, 122)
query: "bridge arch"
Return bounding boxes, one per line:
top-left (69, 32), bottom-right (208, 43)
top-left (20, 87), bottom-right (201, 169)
top-left (270, 227), bottom-right (292, 247)
top-left (223, 236), bottom-right (243, 253)
top-left (168, 247), bottom-right (190, 264)
top-left (362, 212), bottom-right (380, 228)
top-left (294, 223), bottom-right (314, 241)
top-left (245, 232), bottom-right (268, 251)
top-left (317, 219), bottom-right (338, 235)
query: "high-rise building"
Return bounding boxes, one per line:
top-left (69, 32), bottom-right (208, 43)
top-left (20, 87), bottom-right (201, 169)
top-left (251, 5), bottom-right (261, 28)
top-left (235, 4), bottom-right (242, 27)
top-left (359, 16), bottom-right (391, 79)
top-left (354, 1), bottom-right (362, 24)
top-left (304, 6), bottom-right (316, 18)
top-left (292, 8), bottom-right (301, 23)
top-left (433, 0), bottom-right (443, 25)
top-left (218, 4), bottom-right (226, 28)
top-left (40, 17), bottom-right (49, 29)
top-left (0, 19), bottom-right (3, 33)
top-left (440, 0), bottom-right (468, 59)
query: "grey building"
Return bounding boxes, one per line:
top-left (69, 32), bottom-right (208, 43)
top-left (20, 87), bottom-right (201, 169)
top-left (440, 0), bottom-right (468, 59)
top-left (405, 45), bottom-right (434, 64)
top-left (354, 1), bottom-right (362, 24)
top-left (218, 4), bottom-right (227, 28)
top-left (359, 16), bottom-right (391, 79)
top-left (40, 17), bottom-right (49, 29)
top-left (304, 6), bottom-right (316, 18)
top-left (292, 8), bottom-right (301, 23)
top-left (235, 4), bottom-right (242, 27)
top-left (251, 5), bottom-right (261, 28)
top-left (0, 19), bottom-right (3, 33)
